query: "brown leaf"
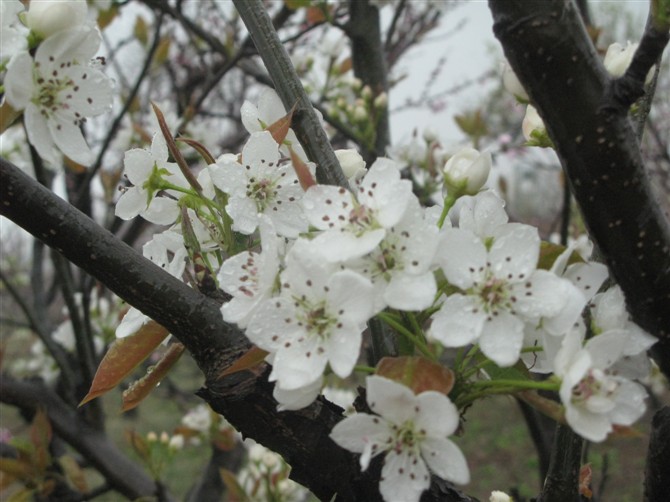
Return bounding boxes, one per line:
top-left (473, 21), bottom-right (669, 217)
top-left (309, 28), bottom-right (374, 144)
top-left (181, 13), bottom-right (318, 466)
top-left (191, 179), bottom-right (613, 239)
top-left (219, 468), bottom-right (248, 502)
top-left (266, 102), bottom-right (297, 146)
top-left (579, 463), bottom-right (593, 499)
top-left (376, 356), bottom-right (455, 395)
top-left (0, 100), bottom-right (21, 135)
top-left (121, 343), bottom-right (185, 412)
top-left (218, 346), bottom-right (268, 379)
top-left (0, 458), bottom-right (33, 480)
top-left (79, 321), bottom-right (169, 406)
top-left (289, 146), bottom-right (315, 191)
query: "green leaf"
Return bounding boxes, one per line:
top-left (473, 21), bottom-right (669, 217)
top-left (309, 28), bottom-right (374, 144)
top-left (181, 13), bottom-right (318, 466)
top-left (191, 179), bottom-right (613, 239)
top-left (79, 321), bottom-right (169, 406)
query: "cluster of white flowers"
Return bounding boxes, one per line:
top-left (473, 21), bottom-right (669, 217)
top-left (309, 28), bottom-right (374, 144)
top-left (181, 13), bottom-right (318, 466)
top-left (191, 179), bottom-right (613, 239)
top-left (1, 0), bottom-right (114, 166)
top-left (108, 84), bottom-right (659, 501)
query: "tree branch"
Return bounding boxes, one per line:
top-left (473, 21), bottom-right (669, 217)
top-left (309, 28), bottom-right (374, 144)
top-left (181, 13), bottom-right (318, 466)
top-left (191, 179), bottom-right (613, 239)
top-left (1, 157), bottom-right (478, 501)
top-left (644, 406), bottom-right (670, 502)
top-left (488, 0), bottom-right (670, 376)
top-left (0, 373), bottom-right (169, 501)
top-left (232, 0), bottom-right (349, 188)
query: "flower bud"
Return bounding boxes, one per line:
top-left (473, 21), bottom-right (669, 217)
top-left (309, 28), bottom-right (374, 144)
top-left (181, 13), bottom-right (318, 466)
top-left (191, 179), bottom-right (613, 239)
top-left (489, 491), bottom-right (512, 502)
top-left (522, 105), bottom-right (552, 147)
top-left (374, 92), bottom-right (388, 109)
top-left (502, 59), bottom-right (528, 102)
top-left (522, 105), bottom-right (544, 141)
top-left (443, 147), bottom-right (491, 196)
top-left (147, 431), bottom-right (158, 442)
top-left (422, 126), bottom-right (439, 144)
top-left (26, 0), bottom-right (88, 39)
top-left (353, 105), bottom-right (367, 122)
top-left (334, 149), bottom-right (366, 179)
top-left (604, 41), bottom-right (654, 84)
top-left (169, 434), bottom-right (185, 450)
top-left (603, 41), bottom-right (636, 78)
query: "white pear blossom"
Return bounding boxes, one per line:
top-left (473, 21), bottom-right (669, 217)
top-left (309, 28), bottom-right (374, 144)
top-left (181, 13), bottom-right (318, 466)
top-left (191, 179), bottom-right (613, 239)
top-left (4, 26), bottom-right (113, 165)
top-left (240, 87), bottom-right (307, 161)
top-left (301, 157), bottom-right (413, 262)
top-left (209, 131), bottom-right (310, 238)
top-left (26, 0), bottom-right (89, 39)
top-left (555, 328), bottom-right (649, 442)
top-left (590, 286), bottom-right (657, 379)
top-left (246, 239), bottom-right (374, 391)
top-left (330, 376), bottom-right (469, 502)
top-left (490, 491), bottom-right (513, 502)
top-left (429, 225), bottom-right (576, 367)
top-left (442, 147), bottom-right (491, 196)
top-left (603, 41), bottom-right (637, 78)
top-left (218, 217), bottom-right (281, 329)
top-left (346, 198), bottom-right (439, 312)
top-left (116, 231), bottom-right (187, 338)
top-left (115, 133), bottom-right (189, 225)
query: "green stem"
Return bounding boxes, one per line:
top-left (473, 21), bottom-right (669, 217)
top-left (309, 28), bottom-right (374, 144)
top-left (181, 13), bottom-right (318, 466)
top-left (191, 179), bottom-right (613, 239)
top-left (436, 193), bottom-right (458, 229)
top-left (376, 312), bottom-right (434, 360)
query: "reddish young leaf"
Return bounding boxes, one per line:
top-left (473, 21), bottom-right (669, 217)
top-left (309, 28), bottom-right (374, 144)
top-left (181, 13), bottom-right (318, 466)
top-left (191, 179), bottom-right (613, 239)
top-left (176, 137), bottom-right (216, 165)
top-left (220, 468), bottom-right (248, 502)
top-left (29, 409), bottom-right (52, 473)
top-left (376, 356), bottom-right (455, 395)
top-left (579, 463), bottom-right (593, 499)
top-left (79, 321), bottom-right (169, 406)
top-left (218, 346), bottom-right (269, 379)
top-left (121, 343), bottom-right (185, 412)
top-left (150, 102), bottom-right (203, 193)
top-left (289, 146), bottom-right (316, 191)
top-left (266, 102), bottom-right (297, 146)
top-left (58, 456), bottom-right (88, 493)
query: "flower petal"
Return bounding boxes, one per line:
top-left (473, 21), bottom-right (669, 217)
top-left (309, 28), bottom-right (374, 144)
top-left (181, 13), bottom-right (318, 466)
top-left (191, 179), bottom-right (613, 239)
top-left (478, 312), bottom-right (524, 367)
top-left (420, 437), bottom-right (470, 485)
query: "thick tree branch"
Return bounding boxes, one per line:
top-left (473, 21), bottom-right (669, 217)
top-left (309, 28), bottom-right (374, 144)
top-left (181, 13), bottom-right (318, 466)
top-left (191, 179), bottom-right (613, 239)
top-left (0, 374), bottom-right (168, 501)
top-left (644, 406), bottom-right (670, 502)
top-left (488, 1), bottom-right (670, 375)
top-left (0, 158), bottom-right (476, 501)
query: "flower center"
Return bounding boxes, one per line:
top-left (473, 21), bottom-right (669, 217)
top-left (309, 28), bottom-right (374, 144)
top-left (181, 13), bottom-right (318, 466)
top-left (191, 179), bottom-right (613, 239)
top-left (390, 420), bottom-right (424, 455)
top-left (571, 369), bottom-right (618, 404)
top-left (247, 178), bottom-right (276, 211)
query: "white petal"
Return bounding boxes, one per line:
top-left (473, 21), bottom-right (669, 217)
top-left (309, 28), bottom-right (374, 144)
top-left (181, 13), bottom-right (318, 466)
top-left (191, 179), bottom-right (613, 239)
top-left (242, 131), bottom-right (281, 168)
top-left (541, 280), bottom-right (586, 336)
top-left (415, 392), bottom-right (459, 437)
top-left (273, 377), bottom-right (322, 411)
top-left (24, 105), bottom-right (58, 164)
top-left (302, 185), bottom-right (353, 230)
top-left (329, 414), bottom-right (392, 469)
top-left (114, 186), bottom-right (146, 220)
top-left (420, 437), bottom-right (470, 485)
top-left (384, 272), bottom-right (436, 311)
top-left (246, 298), bottom-right (296, 352)
top-left (270, 336), bottom-right (328, 390)
top-left (511, 271), bottom-right (570, 321)
top-left (478, 312), bottom-right (525, 367)
top-left (48, 114), bottom-right (94, 165)
top-left (228, 197), bottom-right (261, 235)
top-left (360, 158), bottom-right (412, 228)
top-left (585, 332), bottom-right (626, 370)
top-left (366, 375), bottom-right (417, 425)
top-left (428, 295), bottom-right (485, 347)
top-left (311, 227), bottom-right (386, 262)
top-left (4, 51), bottom-right (33, 109)
top-left (489, 224), bottom-right (539, 281)
top-left (326, 321), bottom-right (363, 378)
top-left (380, 451), bottom-right (430, 502)
top-left (142, 197), bottom-right (180, 225)
top-left (327, 270), bottom-right (374, 323)
top-left (610, 380), bottom-right (647, 425)
top-left (436, 228), bottom-right (486, 289)
top-left (565, 406), bottom-right (611, 442)
top-left (240, 99), bottom-right (262, 133)
top-left (63, 66), bottom-right (113, 116)
top-left (563, 262), bottom-right (608, 301)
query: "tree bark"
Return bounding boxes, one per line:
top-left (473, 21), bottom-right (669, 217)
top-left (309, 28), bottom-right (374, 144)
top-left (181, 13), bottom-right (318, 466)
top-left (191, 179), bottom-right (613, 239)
top-left (488, 0), bottom-right (670, 375)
